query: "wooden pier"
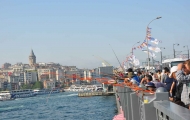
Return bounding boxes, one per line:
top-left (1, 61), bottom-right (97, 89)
top-left (78, 91), bottom-right (114, 97)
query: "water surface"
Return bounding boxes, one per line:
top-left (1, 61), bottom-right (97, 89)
top-left (0, 92), bottom-right (116, 120)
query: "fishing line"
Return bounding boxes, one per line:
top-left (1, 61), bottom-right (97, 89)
top-left (109, 44), bottom-right (124, 73)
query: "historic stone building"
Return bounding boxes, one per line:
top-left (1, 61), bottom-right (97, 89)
top-left (29, 49), bottom-right (36, 66)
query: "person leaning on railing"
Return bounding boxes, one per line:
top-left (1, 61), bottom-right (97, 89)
top-left (164, 66), bottom-right (178, 95)
top-left (137, 71), bottom-right (144, 82)
top-left (169, 67), bottom-right (187, 109)
top-left (140, 74), bottom-right (149, 85)
top-left (176, 59), bottom-right (190, 110)
top-left (168, 66), bottom-right (179, 101)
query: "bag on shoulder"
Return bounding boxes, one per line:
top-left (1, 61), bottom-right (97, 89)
top-left (175, 82), bottom-right (183, 101)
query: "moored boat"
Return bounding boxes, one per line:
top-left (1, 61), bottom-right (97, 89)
top-left (49, 88), bottom-right (60, 93)
top-left (33, 88), bottom-right (60, 95)
top-left (33, 89), bottom-right (50, 95)
top-left (0, 91), bottom-right (16, 101)
top-left (11, 89), bottom-right (35, 98)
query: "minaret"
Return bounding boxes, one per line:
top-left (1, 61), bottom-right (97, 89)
top-left (29, 49), bottom-right (36, 66)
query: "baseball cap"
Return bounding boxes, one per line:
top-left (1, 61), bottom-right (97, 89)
top-left (145, 82), bottom-right (156, 88)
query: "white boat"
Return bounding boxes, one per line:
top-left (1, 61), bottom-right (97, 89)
top-left (65, 85), bottom-right (79, 92)
top-left (65, 84), bottom-right (106, 92)
top-left (84, 85), bottom-right (95, 91)
top-left (65, 85), bottom-right (90, 92)
top-left (73, 87), bottom-right (80, 91)
top-left (0, 91), bottom-right (15, 101)
top-left (80, 85), bottom-right (87, 91)
top-left (49, 89), bottom-right (60, 93)
top-left (11, 89), bottom-right (35, 98)
top-left (73, 86), bottom-right (85, 92)
top-left (33, 88), bottom-right (60, 95)
top-left (33, 89), bottom-right (50, 95)
top-left (94, 85), bottom-right (103, 91)
top-left (64, 88), bottom-right (71, 92)
top-left (68, 87), bottom-right (79, 92)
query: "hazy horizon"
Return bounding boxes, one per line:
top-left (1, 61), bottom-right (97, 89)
top-left (1, 0), bottom-right (190, 69)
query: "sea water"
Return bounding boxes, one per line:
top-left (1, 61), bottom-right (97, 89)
top-left (0, 92), bottom-right (116, 120)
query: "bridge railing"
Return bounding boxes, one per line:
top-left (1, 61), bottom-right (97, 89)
top-left (154, 101), bottom-right (190, 120)
top-left (115, 86), bottom-right (190, 120)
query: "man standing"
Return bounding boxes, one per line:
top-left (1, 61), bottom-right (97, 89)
top-left (161, 67), bottom-right (170, 83)
top-left (176, 60), bottom-right (190, 109)
top-left (137, 71), bottom-right (143, 82)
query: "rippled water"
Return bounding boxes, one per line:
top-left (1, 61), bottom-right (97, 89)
top-left (0, 92), bottom-right (116, 120)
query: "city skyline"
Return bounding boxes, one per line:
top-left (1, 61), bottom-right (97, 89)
top-left (0, 0), bottom-right (190, 69)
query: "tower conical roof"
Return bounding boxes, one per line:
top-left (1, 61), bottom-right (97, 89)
top-left (30, 49), bottom-right (35, 57)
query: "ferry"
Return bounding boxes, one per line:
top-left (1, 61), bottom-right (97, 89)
top-left (11, 89), bottom-right (35, 98)
top-left (80, 85), bottom-right (88, 91)
top-left (64, 87), bottom-right (71, 92)
top-left (65, 85), bottom-right (90, 92)
top-left (65, 85), bottom-right (83, 92)
top-left (72, 87), bottom-right (82, 92)
top-left (84, 85), bottom-right (95, 91)
top-left (69, 87), bottom-right (84, 92)
top-left (33, 89), bottom-right (60, 95)
top-left (65, 85), bottom-right (104, 92)
top-left (49, 89), bottom-right (60, 93)
top-left (92, 85), bottom-right (103, 91)
top-left (33, 89), bottom-right (50, 95)
top-left (0, 91), bottom-right (16, 101)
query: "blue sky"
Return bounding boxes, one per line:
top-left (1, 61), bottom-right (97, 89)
top-left (0, 0), bottom-right (190, 69)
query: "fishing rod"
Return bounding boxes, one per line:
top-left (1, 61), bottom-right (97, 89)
top-left (93, 55), bottom-right (111, 66)
top-left (109, 44), bottom-right (125, 73)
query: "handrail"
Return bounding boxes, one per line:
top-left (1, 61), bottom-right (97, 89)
top-left (154, 101), bottom-right (190, 120)
top-left (114, 82), bottom-right (190, 120)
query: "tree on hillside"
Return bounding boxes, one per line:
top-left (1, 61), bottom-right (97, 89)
top-left (21, 84), bottom-right (31, 89)
top-left (32, 81), bottom-right (43, 89)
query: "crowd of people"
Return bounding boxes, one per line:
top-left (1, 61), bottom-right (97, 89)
top-left (116, 59), bottom-right (190, 110)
